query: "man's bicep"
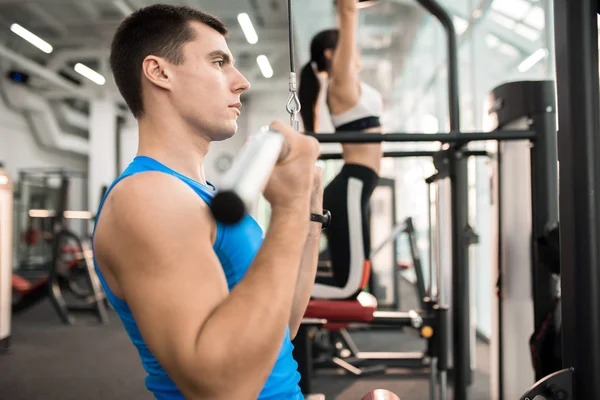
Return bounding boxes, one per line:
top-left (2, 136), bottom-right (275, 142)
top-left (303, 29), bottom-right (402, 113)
top-left (101, 175), bottom-right (229, 394)
top-left (120, 234), bottom-right (229, 383)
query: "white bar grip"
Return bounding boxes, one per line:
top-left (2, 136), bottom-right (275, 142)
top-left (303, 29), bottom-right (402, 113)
top-left (210, 127), bottom-right (286, 224)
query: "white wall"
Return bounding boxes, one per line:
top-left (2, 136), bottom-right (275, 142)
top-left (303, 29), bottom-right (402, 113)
top-left (88, 99), bottom-right (117, 213)
top-left (118, 118), bottom-right (138, 175)
top-left (0, 96), bottom-right (87, 181)
top-left (0, 95), bottom-right (89, 266)
top-left (0, 95), bottom-right (88, 217)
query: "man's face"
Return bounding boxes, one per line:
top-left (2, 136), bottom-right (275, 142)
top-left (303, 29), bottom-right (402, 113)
top-left (170, 21), bottom-right (250, 141)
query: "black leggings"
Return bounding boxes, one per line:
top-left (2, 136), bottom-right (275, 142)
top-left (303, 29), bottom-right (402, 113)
top-left (316, 164), bottom-right (379, 293)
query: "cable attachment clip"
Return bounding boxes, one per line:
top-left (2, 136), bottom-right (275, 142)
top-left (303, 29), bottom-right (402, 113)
top-left (286, 72), bottom-right (302, 131)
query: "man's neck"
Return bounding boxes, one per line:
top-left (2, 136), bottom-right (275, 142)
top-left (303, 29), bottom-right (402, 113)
top-left (136, 115), bottom-right (211, 185)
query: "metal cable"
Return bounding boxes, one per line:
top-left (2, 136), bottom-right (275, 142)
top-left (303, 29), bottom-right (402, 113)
top-left (285, 0), bottom-right (301, 129)
top-left (288, 0), bottom-right (295, 73)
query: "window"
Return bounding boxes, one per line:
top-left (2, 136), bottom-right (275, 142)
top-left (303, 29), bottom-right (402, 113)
top-left (454, 15), bottom-right (468, 36)
top-left (514, 23), bottom-right (540, 41)
top-left (491, 0), bottom-right (531, 21)
top-left (524, 6), bottom-right (545, 30)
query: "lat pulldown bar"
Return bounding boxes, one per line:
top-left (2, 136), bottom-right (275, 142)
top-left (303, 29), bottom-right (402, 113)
top-left (318, 150), bottom-right (490, 160)
top-left (305, 130), bottom-right (535, 144)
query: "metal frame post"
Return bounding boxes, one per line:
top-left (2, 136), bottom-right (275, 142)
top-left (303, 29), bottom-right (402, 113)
top-left (415, 0), bottom-right (469, 397)
top-left (554, 0), bottom-right (600, 397)
top-left (488, 80), bottom-right (558, 397)
top-left (449, 149), bottom-right (472, 399)
top-left (528, 90), bottom-right (559, 357)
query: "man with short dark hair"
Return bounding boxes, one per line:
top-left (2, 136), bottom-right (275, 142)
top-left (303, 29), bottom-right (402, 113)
top-left (93, 4), bottom-right (323, 399)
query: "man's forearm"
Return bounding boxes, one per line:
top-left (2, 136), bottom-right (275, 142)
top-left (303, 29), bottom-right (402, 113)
top-left (191, 209), bottom-right (309, 397)
top-left (289, 224), bottom-right (322, 337)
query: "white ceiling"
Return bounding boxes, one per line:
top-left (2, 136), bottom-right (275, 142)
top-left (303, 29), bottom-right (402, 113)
top-left (0, 0), bottom-right (426, 104)
top-left (0, 0), bottom-right (555, 132)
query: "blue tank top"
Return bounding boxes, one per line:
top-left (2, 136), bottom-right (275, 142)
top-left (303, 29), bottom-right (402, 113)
top-left (92, 156), bottom-right (303, 400)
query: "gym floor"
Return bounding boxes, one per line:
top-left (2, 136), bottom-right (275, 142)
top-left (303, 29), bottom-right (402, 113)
top-left (0, 282), bottom-right (491, 400)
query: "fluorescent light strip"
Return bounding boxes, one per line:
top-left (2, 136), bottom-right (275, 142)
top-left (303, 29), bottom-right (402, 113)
top-left (518, 48), bottom-right (548, 72)
top-left (237, 13), bottom-right (258, 44)
top-left (28, 209), bottom-right (53, 218)
top-left (74, 63), bottom-right (106, 85)
top-left (10, 23), bottom-right (53, 54)
top-left (256, 55), bottom-right (273, 78)
top-left (28, 209), bottom-right (94, 220)
top-left (64, 210), bottom-right (93, 219)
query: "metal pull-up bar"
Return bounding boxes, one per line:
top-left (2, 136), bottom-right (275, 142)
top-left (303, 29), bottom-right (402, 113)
top-left (304, 130), bottom-right (535, 143)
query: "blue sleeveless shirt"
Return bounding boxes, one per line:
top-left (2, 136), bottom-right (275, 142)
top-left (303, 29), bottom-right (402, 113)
top-left (92, 156), bottom-right (303, 400)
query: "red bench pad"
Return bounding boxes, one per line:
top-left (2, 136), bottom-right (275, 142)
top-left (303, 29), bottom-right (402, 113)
top-left (305, 299), bottom-right (376, 323)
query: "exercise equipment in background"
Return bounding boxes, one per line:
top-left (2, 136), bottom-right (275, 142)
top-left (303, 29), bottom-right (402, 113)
top-left (11, 168), bottom-right (108, 325)
top-left (486, 80), bottom-right (560, 399)
top-left (187, 0), bottom-right (583, 396)
top-left (518, 0), bottom-right (599, 398)
top-left (372, 216), bottom-right (427, 311)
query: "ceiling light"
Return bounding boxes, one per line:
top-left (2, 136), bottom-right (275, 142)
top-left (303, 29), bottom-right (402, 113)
top-left (74, 63), bottom-right (106, 85)
top-left (237, 13), bottom-right (258, 44)
top-left (10, 23), bottom-right (53, 54)
top-left (256, 55), bottom-right (273, 78)
top-left (518, 48), bottom-right (548, 72)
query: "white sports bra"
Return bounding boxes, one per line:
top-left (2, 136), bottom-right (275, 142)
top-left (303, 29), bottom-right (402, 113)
top-left (330, 81), bottom-right (383, 131)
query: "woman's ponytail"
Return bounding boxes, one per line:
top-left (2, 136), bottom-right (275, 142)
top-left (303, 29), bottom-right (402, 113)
top-left (298, 62), bottom-right (320, 132)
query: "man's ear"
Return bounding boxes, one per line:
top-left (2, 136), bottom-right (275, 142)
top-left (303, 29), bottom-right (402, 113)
top-left (323, 48), bottom-right (333, 62)
top-left (141, 55), bottom-right (173, 91)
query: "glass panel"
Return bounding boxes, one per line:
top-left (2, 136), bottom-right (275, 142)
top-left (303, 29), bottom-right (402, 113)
top-left (486, 33), bottom-right (501, 49)
top-left (454, 15), bottom-right (469, 36)
top-left (491, 0), bottom-right (532, 21)
top-left (498, 42), bottom-right (520, 58)
top-left (523, 5), bottom-right (545, 30)
top-left (514, 23), bottom-right (541, 41)
top-left (488, 10), bottom-right (516, 29)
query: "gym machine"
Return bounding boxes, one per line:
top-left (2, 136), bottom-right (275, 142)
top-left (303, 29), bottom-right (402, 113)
top-left (518, 0), bottom-right (600, 398)
top-left (487, 81), bottom-right (559, 399)
top-left (0, 163), bottom-right (14, 352)
top-left (372, 216), bottom-right (428, 311)
top-left (207, 0), bottom-right (482, 399)
top-left (46, 175), bottom-right (109, 325)
top-left (209, 7), bottom-right (568, 400)
top-left (210, 0), bottom-right (598, 399)
top-left (14, 168), bottom-right (89, 270)
top-left (11, 169), bottom-right (109, 325)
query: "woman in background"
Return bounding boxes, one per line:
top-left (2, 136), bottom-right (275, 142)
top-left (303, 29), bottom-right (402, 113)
top-left (299, 0), bottom-right (384, 300)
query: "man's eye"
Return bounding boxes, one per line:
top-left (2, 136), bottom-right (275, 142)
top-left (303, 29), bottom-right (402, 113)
top-left (215, 60), bottom-right (224, 67)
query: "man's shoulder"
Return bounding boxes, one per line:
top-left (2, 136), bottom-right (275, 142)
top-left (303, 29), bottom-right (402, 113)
top-left (98, 172), bottom-right (211, 239)
top-left (111, 172), bottom-right (207, 211)
top-left (94, 171), bottom-right (216, 264)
